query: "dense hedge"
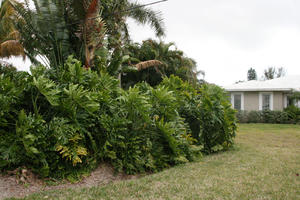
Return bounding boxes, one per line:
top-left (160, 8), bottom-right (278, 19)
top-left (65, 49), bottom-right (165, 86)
top-left (236, 108), bottom-right (300, 124)
top-left (0, 57), bottom-right (237, 179)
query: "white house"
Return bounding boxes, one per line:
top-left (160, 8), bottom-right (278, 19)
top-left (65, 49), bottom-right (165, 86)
top-left (224, 75), bottom-right (300, 111)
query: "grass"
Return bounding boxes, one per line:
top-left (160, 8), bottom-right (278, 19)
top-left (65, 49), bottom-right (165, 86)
top-left (8, 124), bottom-right (300, 200)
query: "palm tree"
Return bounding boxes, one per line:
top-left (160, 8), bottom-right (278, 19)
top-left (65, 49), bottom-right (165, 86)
top-left (11, 0), bottom-right (106, 68)
top-left (121, 39), bottom-right (204, 88)
top-left (8, 0), bottom-right (164, 71)
top-left (99, 0), bottom-right (165, 78)
top-left (102, 0), bottom-right (164, 45)
top-left (0, 0), bottom-right (25, 60)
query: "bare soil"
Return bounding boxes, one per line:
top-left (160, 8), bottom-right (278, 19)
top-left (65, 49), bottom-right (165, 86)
top-left (0, 164), bottom-right (137, 200)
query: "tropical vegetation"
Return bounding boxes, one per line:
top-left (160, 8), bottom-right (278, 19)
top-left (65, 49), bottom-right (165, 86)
top-left (121, 39), bottom-right (204, 88)
top-left (0, 57), bottom-right (236, 178)
top-left (0, 0), bottom-right (237, 180)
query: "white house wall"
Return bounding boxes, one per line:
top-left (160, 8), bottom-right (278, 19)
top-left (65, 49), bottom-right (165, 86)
top-left (273, 92), bottom-right (284, 110)
top-left (229, 91), bottom-right (286, 111)
top-left (244, 92), bottom-right (259, 111)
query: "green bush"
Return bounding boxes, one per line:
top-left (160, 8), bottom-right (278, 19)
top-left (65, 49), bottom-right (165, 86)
top-left (0, 57), bottom-right (237, 178)
top-left (284, 105), bottom-right (300, 123)
top-left (160, 76), bottom-right (237, 153)
top-left (248, 111), bottom-right (262, 123)
top-left (197, 84), bottom-right (237, 153)
top-left (0, 63), bottom-right (17, 76)
top-left (236, 109), bottom-right (297, 124)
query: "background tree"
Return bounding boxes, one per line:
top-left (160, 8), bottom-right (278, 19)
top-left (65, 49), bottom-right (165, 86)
top-left (263, 67), bottom-right (275, 80)
top-left (276, 67), bottom-right (286, 78)
top-left (121, 39), bottom-right (204, 88)
top-left (263, 67), bottom-right (286, 80)
top-left (247, 67), bottom-right (257, 81)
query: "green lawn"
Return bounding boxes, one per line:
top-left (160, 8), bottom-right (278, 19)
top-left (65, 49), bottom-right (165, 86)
top-left (9, 124), bottom-right (300, 200)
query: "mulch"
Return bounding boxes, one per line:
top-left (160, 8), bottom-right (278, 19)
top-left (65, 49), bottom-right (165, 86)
top-left (0, 164), bottom-right (137, 199)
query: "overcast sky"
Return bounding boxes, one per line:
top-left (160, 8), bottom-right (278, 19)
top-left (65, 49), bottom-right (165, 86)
top-left (128, 0), bottom-right (300, 86)
top-left (5, 0), bottom-right (300, 86)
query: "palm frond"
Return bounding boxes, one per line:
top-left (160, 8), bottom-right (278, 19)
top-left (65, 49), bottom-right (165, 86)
top-left (6, 30), bottom-right (20, 40)
top-left (0, 39), bottom-right (25, 59)
top-left (135, 59), bottom-right (164, 71)
top-left (0, 0), bottom-right (20, 32)
top-left (12, 0), bottom-right (75, 67)
top-left (127, 2), bottom-right (165, 37)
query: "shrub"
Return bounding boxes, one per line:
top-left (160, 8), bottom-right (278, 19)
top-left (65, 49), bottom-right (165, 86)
top-left (248, 111), bottom-right (262, 123)
top-left (160, 76), bottom-right (237, 153)
top-left (236, 111), bottom-right (249, 123)
top-left (0, 63), bottom-right (17, 76)
top-left (0, 57), bottom-right (237, 178)
top-left (197, 84), bottom-right (237, 153)
top-left (98, 83), bottom-right (201, 174)
top-left (284, 105), bottom-right (300, 123)
top-left (236, 109), bottom-right (298, 124)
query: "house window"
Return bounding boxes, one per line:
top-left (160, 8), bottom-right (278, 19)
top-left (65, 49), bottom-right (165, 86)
top-left (259, 92), bottom-right (273, 111)
top-left (231, 93), bottom-right (244, 110)
top-left (234, 94), bottom-right (242, 110)
top-left (262, 94), bottom-right (271, 110)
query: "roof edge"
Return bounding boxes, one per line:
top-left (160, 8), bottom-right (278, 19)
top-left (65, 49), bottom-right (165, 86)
top-left (225, 88), bottom-right (293, 92)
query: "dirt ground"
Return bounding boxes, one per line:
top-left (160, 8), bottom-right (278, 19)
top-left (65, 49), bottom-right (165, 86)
top-left (0, 164), bottom-right (137, 200)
